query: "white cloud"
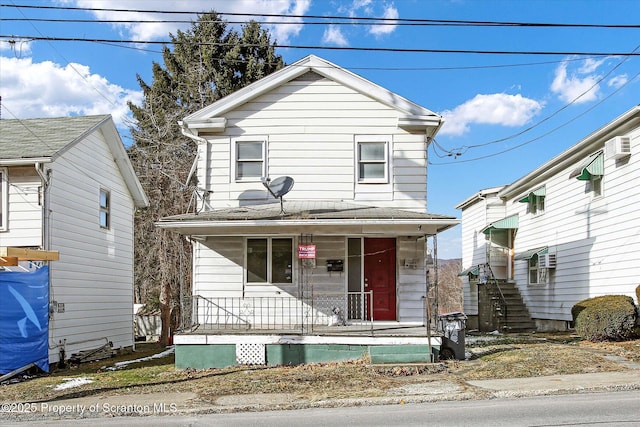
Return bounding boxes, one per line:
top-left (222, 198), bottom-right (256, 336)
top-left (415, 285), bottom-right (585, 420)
top-left (0, 56), bottom-right (142, 127)
top-left (439, 93), bottom-right (543, 136)
top-left (73, 0), bottom-right (312, 44)
top-left (368, 4), bottom-right (398, 37)
top-left (550, 58), bottom-right (602, 104)
top-left (608, 74), bottom-right (628, 89)
top-left (322, 25), bottom-right (349, 46)
top-left (579, 57), bottom-right (608, 74)
top-left (339, 1), bottom-right (398, 38)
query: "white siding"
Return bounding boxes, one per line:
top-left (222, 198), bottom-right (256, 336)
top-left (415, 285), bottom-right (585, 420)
top-left (199, 74), bottom-right (428, 211)
top-left (0, 166), bottom-right (42, 247)
top-left (504, 127), bottom-right (640, 322)
top-left (194, 236), bottom-right (429, 324)
top-left (46, 129), bottom-right (136, 362)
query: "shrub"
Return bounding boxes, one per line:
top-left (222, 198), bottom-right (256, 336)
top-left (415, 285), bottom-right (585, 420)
top-left (636, 284), bottom-right (640, 306)
top-left (571, 295), bottom-right (638, 341)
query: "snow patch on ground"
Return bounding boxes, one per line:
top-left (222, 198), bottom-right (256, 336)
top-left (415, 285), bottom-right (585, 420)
top-left (106, 346), bottom-right (175, 371)
top-left (53, 377), bottom-right (94, 391)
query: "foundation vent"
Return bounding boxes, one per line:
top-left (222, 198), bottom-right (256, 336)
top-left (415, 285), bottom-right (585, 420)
top-left (236, 343), bottom-right (266, 365)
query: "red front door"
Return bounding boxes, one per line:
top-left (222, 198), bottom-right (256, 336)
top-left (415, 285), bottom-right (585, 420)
top-left (364, 238), bottom-right (396, 321)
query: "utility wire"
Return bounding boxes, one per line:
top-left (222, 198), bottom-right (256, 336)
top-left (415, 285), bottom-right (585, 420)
top-left (429, 69), bottom-right (640, 165)
top-left (2, 35), bottom-right (640, 57)
top-left (3, 16), bottom-right (640, 29)
top-left (2, 3), bottom-right (640, 29)
top-left (434, 44), bottom-right (640, 159)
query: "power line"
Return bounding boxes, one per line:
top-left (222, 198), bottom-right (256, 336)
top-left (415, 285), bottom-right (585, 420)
top-left (3, 16), bottom-right (640, 29)
top-left (2, 3), bottom-right (639, 29)
top-left (3, 35), bottom-right (608, 71)
top-left (436, 44), bottom-right (640, 158)
top-left (2, 35), bottom-right (640, 57)
top-left (429, 68), bottom-right (640, 165)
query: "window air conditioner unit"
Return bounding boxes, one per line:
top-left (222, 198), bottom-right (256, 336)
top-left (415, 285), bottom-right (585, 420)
top-left (604, 136), bottom-right (631, 160)
top-left (539, 253), bottom-right (557, 269)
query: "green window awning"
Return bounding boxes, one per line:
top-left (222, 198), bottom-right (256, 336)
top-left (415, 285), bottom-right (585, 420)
top-left (481, 214), bottom-right (519, 235)
top-left (458, 265), bottom-right (479, 277)
top-left (518, 186), bottom-right (546, 203)
top-left (571, 151), bottom-right (603, 181)
top-left (514, 247), bottom-right (547, 260)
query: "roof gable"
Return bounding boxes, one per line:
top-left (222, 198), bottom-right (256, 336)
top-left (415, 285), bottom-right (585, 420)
top-left (0, 115), bottom-right (149, 208)
top-left (0, 115), bottom-right (111, 160)
top-left (180, 55), bottom-right (442, 135)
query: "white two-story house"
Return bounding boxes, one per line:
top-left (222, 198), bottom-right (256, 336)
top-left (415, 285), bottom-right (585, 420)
top-left (457, 105), bottom-right (640, 332)
top-left (156, 55), bottom-right (460, 368)
top-left (0, 115), bottom-right (148, 374)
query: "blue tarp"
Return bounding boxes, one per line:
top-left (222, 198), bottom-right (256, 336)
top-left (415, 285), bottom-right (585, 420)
top-left (0, 266), bottom-right (49, 374)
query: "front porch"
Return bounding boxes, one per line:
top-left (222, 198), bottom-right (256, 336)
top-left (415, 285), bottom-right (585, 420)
top-left (175, 294), bottom-right (444, 368)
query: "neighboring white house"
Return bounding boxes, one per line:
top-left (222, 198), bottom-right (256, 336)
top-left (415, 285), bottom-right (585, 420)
top-left (157, 55), bottom-right (460, 367)
top-left (456, 105), bottom-right (640, 332)
top-left (0, 115), bottom-right (149, 368)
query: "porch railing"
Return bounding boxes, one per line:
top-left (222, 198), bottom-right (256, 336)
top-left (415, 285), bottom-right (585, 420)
top-left (184, 291), bottom-right (373, 334)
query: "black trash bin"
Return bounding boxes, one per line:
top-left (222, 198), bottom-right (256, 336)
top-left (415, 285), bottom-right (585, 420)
top-left (438, 312), bottom-right (467, 360)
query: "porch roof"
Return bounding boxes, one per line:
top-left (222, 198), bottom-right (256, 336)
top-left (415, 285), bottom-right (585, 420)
top-left (480, 214), bottom-right (519, 235)
top-left (156, 200), bottom-right (459, 236)
top-left (457, 265), bottom-right (479, 277)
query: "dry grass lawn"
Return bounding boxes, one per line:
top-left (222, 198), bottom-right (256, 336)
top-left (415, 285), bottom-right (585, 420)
top-left (2, 335), bottom-right (639, 405)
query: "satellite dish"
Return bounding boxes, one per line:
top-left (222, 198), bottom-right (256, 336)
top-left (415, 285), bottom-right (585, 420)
top-left (262, 176), bottom-right (294, 215)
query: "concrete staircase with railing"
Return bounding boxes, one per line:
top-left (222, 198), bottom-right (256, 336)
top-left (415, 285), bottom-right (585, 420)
top-left (491, 280), bottom-right (537, 332)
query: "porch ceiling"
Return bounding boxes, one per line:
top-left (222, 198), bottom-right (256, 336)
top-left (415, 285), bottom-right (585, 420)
top-left (156, 200), bottom-right (459, 237)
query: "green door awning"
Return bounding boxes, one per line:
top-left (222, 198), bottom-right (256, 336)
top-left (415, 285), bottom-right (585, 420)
top-left (514, 247), bottom-right (547, 260)
top-left (571, 152), bottom-right (603, 181)
top-left (481, 215), bottom-right (519, 235)
top-left (518, 186), bottom-right (546, 203)
top-left (458, 265), bottom-right (479, 277)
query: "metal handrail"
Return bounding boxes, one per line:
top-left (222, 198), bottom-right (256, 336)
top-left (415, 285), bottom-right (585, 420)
top-left (186, 291), bottom-right (373, 333)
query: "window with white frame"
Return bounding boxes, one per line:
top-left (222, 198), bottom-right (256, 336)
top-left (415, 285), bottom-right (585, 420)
top-left (246, 238), bottom-right (293, 284)
top-left (528, 254), bottom-right (547, 285)
top-left (0, 168), bottom-right (7, 231)
top-left (518, 186), bottom-right (546, 215)
top-left (573, 151), bottom-right (603, 199)
top-left (99, 189), bottom-right (110, 229)
top-left (356, 136), bottom-right (389, 183)
top-left (588, 175), bottom-right (603, 198)
top-left (234, 139), bottom-right (266, 181)
top-left (529, 194), bottom-right (545, 215)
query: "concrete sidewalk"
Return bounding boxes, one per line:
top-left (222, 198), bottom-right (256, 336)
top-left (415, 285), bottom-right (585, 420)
top-left (467, 369), bottom-right (640, 397)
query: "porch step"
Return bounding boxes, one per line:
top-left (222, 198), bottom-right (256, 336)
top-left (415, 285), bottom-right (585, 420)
top-left (368, 345), bottom-right (434, 364)
top-left (489, 281), bottom-right (536, 333)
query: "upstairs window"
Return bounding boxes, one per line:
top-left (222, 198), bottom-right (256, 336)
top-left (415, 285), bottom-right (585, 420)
top-left (356, 136), bottom-right (389, 183)
top-left (0, 168), bottom-right (7, 231)
top-left (246, 238), bottom-right (293, 284)
top-left (587, 175), bottom-right (603, 198)
top-left (519, 186), bottom-right (546, 215)
top-left (99, 189), bottom-right (110, 229)
top-left (235, 139), bottom-right (266, 181)
top-left (572, 151), bottom-right (604, 199)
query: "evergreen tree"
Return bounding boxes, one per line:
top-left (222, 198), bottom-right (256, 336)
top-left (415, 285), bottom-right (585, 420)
top-left (128, 12), bottom-right (284, 346)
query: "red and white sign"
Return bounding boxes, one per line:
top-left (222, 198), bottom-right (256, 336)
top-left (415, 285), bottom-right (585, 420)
top-left (298, 244), bottom-right (316, 259)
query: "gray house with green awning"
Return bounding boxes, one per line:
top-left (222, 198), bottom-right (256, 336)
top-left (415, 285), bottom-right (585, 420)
top-left (456, 105), bottom-right (640, 332)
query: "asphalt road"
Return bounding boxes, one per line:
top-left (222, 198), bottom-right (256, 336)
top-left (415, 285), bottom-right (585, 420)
top-left (9, 390), bottom-right (640, 427)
